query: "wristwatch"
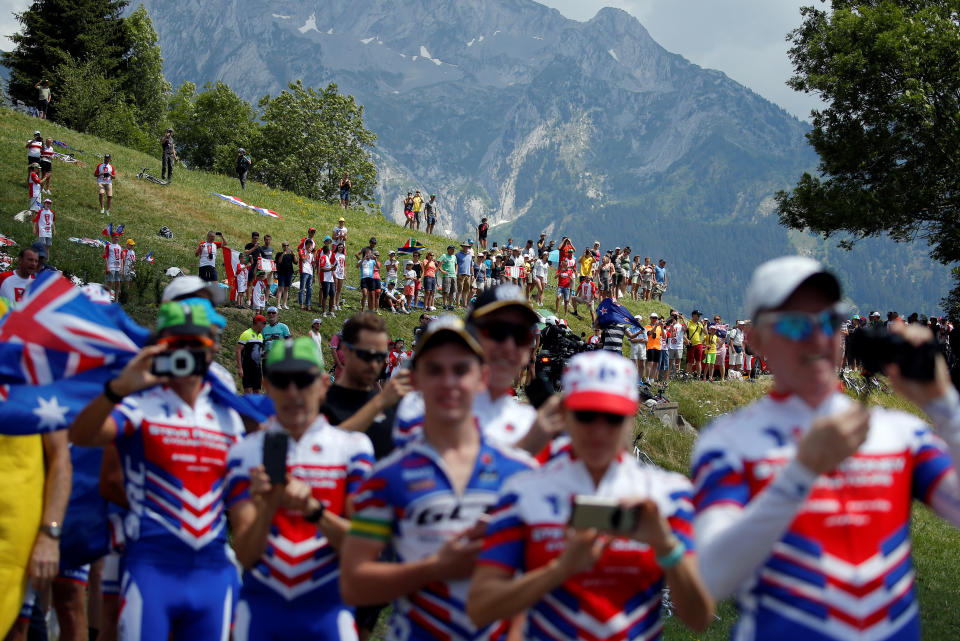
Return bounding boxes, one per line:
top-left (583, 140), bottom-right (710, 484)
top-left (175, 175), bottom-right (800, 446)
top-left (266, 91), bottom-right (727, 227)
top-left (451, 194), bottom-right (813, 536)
top-left (304, 503), bottom-right (326, 524)
top-left (40, 522), bottom-right (62, 539)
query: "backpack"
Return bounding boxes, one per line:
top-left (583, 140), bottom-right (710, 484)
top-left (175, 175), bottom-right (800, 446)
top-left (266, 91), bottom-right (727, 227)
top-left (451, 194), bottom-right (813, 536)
top-left (159, 225), bottom-right (173, 239)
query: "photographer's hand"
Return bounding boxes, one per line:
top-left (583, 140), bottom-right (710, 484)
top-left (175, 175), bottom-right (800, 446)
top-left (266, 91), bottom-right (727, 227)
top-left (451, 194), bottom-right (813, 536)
top-left (884, 323), bottom-right (952, 406)
top-left (111, 344), bottom-right (171, 397)
top-left (796, 404), bottom-right (870, 475)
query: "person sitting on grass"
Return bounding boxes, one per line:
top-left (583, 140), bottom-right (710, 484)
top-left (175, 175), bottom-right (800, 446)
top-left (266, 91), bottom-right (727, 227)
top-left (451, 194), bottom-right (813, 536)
top-left (380, 281), bottom-right (409, 314)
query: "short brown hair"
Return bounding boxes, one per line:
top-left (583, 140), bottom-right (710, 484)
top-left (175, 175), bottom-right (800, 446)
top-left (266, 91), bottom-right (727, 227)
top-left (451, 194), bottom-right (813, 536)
top-left (342, 311), bottom-right (387, 344)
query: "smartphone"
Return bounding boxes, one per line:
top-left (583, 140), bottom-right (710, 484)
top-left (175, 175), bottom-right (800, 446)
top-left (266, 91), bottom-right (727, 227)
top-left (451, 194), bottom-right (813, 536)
top-left (262, 432), bottom-right (289, 485)
top-left (569, 496), bottom-right (639, 534)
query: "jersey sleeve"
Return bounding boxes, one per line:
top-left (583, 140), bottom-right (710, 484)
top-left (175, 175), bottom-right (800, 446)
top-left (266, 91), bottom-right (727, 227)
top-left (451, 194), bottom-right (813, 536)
top-left (658, 470), bottom-right (696, 553)
top-left (348, 466), bottom-right (394, 543)
top-left (111, 395), bottom-right (146, 440)
top-left (346, 433), bottom-right (375, 495)
top-left (910, 423), bottom-right (954, 504)
top-left (225, 437), bottom-right (257, 508)
top-left (477, 478), bottom-right (527, 574)
top-left (690, 431), bottom-right (750, 514)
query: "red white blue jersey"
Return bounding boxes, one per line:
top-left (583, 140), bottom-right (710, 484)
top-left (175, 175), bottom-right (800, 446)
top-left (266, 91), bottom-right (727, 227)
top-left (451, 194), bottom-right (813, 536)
top-left (110, 383), bottom-right (244, 566)
top-left (349, 432), bottom-right (535, 641)
top-left (393, 390), bottom-right (537, 450)
top-left (104, 242), bottom-right (122, 272)
top-left (479, 449), bottom-right (694, 641)
top-left (691, 392), bottom-right (954, 641)
top-left (225, 416), bottom-right (373, 601)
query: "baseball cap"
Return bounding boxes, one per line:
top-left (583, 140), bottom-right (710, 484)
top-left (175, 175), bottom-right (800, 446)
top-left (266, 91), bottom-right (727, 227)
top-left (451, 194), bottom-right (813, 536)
top-left (338, 217), bottom-right (345, 222)
top-left (323, 236), bottom-right (332, 243)
top-left (29, 162), bottom-right (39, 168)
top-left (43, 198), bottom-right (52, 203)
top-left (447, 245), bottom-right (456, 250)
top-left (253, 314), bottom-right (266, 323)
top-left (467, 283), bottom-right (539, 326)
top-left (126, 239), bottom-right (135, 246)
top-left (691, 309), bottom-right (701, 316)
top-left (634, 314), bottom-right (644, 320)
top-left (312, 317), bottom-right (323, 325)
top-left (265, 337), bottom-right (324, 375)
top-left (745, 256), bottom-right (841, 321)
top-left (238, 147), bottom-right (245, 153)
top-left (389, 249), bottom-right (396, 254)
top-left (30, 241), bottom-right (47, 258)
top-left (869, 310), bottom-right (881, 318)
top-left (104, 153), bottom-right (111, 158)
top-left (33, 130), bottom-right (40, 135)
top-left (414, 315), bottom-right (483, 362)
top-left (562, 351), bottom-right (638, 415)
top-left (650, 313), bottom-right (658, 319)
top-left (461, 241), bottom-right (471, 246)
top-left (161, 275), bottom-right (227, 305)
top-left (308, 226), bottom-right (316, 232)
top-left (156, 300), bottom-right (216, 336)
top-left (369, 237), bottom-right (377, 243)
top-left (266, 305), bottom-right (278, 313)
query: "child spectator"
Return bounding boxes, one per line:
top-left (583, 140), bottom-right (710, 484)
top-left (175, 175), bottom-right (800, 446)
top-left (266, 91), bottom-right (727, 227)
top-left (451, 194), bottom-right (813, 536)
top-left (555, 265), bottom-right (574, 317)
top-left (121, 239), bottom-right (136, 284)
top-left (33, 198), bottom-right (55, 259)
top-left (403, 260), bottom-right (417, 308)
top-left (28, 162), bottom-right (42, 213)
top-left (333, 243), bottom-right (346, 310)
top-left (235, 253), bottom-right (249, 308)
top-left (103, 230), bottom-right (123, 298)
top-left (572, 276), bottom-right (598, 324)
top-left (251, 270), bottom-right (268, 313)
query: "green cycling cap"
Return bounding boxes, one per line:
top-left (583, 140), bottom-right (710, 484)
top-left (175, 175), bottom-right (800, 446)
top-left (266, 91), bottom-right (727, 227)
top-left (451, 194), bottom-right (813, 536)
top-left (156, 300), bottom-right (216, 335)
top-left (265, 337), bottom-right (324, 374)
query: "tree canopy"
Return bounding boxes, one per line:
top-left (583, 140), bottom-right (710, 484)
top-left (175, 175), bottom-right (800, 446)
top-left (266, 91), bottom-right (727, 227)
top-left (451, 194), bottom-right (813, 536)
top-left (777, 0), bottom-right (960, 315)
top-left (255, 81), bottom-right (377, 204)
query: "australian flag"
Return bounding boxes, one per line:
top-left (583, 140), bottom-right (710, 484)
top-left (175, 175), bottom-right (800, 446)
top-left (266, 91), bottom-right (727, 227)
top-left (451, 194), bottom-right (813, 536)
top-left (0, 271), bottom-right (268, 435)
top-left (595, 297), bottom-right (644, 329)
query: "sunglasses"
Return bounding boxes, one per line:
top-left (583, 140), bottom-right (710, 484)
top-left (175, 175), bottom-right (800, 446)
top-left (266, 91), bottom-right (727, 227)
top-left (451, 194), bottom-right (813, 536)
top-left (761, 306), bottom-right (845, 341)
top-left (572, 410), bottom-right (627, 426)
top-left (267, 371), bottom-right (317, 390)
top-left (342, 341), bottom-right (388, 363)
top-left (475, 321), bottom-right (534, 345)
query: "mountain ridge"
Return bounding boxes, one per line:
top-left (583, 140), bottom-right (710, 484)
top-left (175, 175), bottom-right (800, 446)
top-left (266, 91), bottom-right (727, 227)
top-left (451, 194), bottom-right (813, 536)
top-left (132, 0), bottom-right (953, 317)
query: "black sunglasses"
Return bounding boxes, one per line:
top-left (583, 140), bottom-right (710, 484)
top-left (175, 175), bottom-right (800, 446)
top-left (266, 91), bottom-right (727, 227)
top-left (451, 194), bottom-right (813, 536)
top-left (267, 371), bottom-right (317, 389)
top-left (342, 340), bottom-right (388, 363)
top-left (475, 321), bottom-right (534, 345)
top-left (572, 410), bottom-right (627, 426)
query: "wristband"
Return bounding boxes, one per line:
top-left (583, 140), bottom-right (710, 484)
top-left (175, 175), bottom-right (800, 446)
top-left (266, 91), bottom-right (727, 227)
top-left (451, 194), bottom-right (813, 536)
top-left (655, 538), bottom-right (686, 569)
top-left (304, 503), bottom-right (326, 524)
top-left (103, 379), bottom-right (125, 404)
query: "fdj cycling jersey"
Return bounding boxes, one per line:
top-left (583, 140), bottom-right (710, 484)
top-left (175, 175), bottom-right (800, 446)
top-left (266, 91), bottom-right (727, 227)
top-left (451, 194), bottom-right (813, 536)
top-left (227, 416), bottom-right (374, 641)
top-left (691, 392), bottom-right (954, 641)
top-left (350, 433), bottom-right (534, 641)
top-left (480, 450), bottom-right (694, 641)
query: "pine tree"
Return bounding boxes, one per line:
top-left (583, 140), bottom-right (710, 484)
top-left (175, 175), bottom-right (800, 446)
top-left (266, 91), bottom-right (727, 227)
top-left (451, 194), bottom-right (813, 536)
top-left (1, 0), bottom-right (129, 109)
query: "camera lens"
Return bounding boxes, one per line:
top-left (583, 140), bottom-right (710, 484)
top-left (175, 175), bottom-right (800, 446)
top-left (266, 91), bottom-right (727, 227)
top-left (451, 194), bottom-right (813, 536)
top-left (168, 348), bottom-right (196, 377)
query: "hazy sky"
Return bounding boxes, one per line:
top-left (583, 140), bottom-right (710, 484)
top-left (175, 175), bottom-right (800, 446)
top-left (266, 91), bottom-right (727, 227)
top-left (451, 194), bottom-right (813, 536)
top-left (1, 0), bottom-right (822, 119)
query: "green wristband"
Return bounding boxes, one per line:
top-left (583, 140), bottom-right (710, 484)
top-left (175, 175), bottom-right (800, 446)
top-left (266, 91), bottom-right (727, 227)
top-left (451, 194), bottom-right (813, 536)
top-left (655, 539), bottom-right (686, 569)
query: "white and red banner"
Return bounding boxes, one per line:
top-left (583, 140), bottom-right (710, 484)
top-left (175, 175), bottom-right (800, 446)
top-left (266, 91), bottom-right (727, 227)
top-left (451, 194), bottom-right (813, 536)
top-left (209, 193), bottom-right (281, 218)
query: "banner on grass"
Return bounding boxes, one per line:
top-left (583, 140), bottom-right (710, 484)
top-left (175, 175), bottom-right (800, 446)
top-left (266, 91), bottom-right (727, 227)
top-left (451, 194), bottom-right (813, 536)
top-left (209, 193), bottom-right (281, 218)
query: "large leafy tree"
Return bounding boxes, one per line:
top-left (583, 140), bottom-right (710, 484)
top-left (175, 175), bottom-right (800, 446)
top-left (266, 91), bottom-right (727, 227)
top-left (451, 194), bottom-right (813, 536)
top-left (777, 0), bottom-right (960, 315)
top-left (1, 0), bottom-right (130, 108)
top-left (255, 81), bottom-right (377, 204)
top-left (121, 5), bottom-right (171, 136)
top-left (167, 81), bottom-right (260, 172)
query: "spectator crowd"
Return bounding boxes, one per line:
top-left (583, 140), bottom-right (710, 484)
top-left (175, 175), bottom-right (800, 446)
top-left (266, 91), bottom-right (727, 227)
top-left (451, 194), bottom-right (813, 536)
top-left (5, 128), bottom-right (960, 641)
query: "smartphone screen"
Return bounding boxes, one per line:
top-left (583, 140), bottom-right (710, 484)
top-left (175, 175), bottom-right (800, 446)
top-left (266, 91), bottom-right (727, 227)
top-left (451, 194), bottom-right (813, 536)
top-left (262, 432), bottom-right (288, 485)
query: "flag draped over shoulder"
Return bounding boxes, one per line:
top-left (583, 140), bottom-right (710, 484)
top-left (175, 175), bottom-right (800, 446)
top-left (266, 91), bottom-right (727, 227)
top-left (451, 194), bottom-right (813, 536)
top-left (221, 245), bottom-right (241, 302)
top-left (209, 192), bottom-right (281, 218)
top-left (0, 272), bottom-right (267, 435)
top-left (595, 297), bottom-right (644, 329)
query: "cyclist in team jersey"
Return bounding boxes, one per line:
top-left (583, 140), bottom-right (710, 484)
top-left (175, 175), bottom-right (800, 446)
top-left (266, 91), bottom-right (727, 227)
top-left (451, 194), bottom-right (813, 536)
top-left (468, 350), bottom-right (713, 639)
top-left (392, 284), bottom-right (564, 455)
top-left (691, 256), bottom-right (960, 641)
top-left (226, 338), bottom-right (374, 641)
top-left (339, 316), bottom-right (536, 641)
top-left (69, 301), bottom-right (245, 641)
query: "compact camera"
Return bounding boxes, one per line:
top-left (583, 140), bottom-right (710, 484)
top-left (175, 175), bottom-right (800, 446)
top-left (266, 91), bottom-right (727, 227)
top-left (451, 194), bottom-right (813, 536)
top-left (151, 348), bottom-right (208, 377)
top-left (847, 327), bottom-right (939, 381)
